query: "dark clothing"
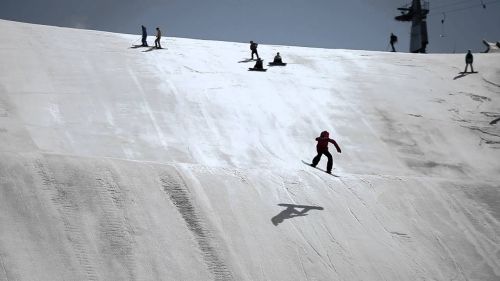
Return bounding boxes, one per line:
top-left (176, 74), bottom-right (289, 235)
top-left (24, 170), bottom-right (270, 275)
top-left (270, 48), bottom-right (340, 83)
top-left (155, 29), bottom-right (162, 48)
top-left (273, 55), bottom-right (282, 64)
top-left (252, 50), bottom-right (259, 59)
top-left (464, 52), bottom-right (474, 72)
top-left (465, 53), bottom-right (473, 63)
top-left (390, 34), bottom-right (397, 44)
top-left (464, 63), bottom-right (474, 73)
top-left (312, 135), bottom-right (341, 173)
top-left (312, 149), bottom-right (333, 173)
top-left (250, 42), bottom-right (259, 59)
top-left (254, 59), bottom-right (263, 69)
top-left (315, 137), bottom-right (341, 152)
top-left (141, 26), bottom-right (148, 47)
top-left (390, 34), bottom-right (397, 52)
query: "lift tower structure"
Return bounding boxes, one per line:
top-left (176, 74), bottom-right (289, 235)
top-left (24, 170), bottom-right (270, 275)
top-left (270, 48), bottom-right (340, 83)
top-left (396, 0), bottom-right (430, 53)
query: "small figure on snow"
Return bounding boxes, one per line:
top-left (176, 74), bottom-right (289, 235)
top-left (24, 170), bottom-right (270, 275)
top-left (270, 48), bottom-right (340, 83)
top-left (253, 58), bottom-right (264, 70)
top-left (464, 50), bottom-right (474, 73)
top-left (390, 33), bottom-right (398, 52)
top-left (155, 27), bottom-right (162, 49)
top-left (141, 25), bottom-right (148, 47)
top-left (310, 131), bottom-right (341, 174)
top-left (273, 52), bottom-right (283, 64)
top-left (269, 52), bottom-right (287, 66)
top-left (250, 41), bottom-right (259, 60)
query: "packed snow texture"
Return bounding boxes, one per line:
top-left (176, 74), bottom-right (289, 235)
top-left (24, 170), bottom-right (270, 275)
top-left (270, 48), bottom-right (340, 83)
top-left (0, 19), bottom-right (499, 281)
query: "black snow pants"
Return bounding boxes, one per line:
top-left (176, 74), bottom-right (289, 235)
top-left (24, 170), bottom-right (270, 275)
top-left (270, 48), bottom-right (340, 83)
top-left (251, 50), bottom-right (259, 59)
top-left (464, 63), bottom-right (474, 73)
top-left (312, 149), bottom-right (333, 172)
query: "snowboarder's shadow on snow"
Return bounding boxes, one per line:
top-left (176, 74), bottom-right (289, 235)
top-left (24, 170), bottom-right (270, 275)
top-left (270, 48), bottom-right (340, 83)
top-left (271, 203), bottom-right (324, 226)
top-left (143, 46), bottom-right (162, 52)
top-left (238, 58), bottom-right (256, 63)
top-left (453, 72), bottom-right (477, 80)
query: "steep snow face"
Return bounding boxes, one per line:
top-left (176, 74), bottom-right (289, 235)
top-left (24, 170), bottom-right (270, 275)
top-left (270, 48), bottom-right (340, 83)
top-left (0, 19), bottom-right (499, 281)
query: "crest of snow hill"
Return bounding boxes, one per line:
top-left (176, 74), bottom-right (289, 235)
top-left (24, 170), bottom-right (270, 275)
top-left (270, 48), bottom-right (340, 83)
top-left (0, 20), bottom-right (499, 281)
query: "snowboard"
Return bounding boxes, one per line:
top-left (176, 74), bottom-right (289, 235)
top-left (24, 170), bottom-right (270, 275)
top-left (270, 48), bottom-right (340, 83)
top-left (248, 68), bottom-right (267, 72)
top-left (459, 71), bottom-right (478, 74)
top-left (301, 160), bottom-right (339, 177)
top-left (268, 62), bottom-right (287, 66)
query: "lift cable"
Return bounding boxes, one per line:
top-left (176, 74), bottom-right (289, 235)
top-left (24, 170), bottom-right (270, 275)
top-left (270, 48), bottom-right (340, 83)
top-left (429, 0), bottom-right (499, 15)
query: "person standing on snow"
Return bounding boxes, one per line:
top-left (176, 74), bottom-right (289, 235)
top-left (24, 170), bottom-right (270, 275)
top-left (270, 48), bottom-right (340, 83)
top-left (250, 41), bottom-right (259, 60)
top-left (155, 27), bottom-right (162, 49)
top-left (141, 25), bottom-right (148, 47)
top-left (390, 33), bottom-right (398, 52)
top-left (464, 50), bottom-right (474, 73)
top-left (310, 131), bottom-right (341, 174)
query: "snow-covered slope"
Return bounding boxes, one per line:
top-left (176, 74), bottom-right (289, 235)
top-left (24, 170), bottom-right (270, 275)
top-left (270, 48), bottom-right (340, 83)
top-left (0, 19), bottom-right (499, 281)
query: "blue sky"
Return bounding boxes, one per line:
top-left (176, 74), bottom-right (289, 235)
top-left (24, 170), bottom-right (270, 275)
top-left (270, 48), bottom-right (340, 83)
top-left (2, 0), bottom-right (499, 53)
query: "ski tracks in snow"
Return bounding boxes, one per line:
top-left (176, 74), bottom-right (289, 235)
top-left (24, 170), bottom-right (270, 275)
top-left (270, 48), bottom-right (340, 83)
top-left (0, 252), bottom-right (8, 281)
top-left (34, 158), bottom-right (138, 280)
top-left (160, 170), bottom-right (233, 281)
top-left (35, 160), bottom-right (100, 281)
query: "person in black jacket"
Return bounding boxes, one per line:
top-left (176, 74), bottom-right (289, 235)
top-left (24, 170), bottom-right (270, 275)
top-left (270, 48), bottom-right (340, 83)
top-left (141, 25), bottom-right (148, 47)
top-left (464, 50), bottom-right (474, 73)
top-left (250, 41), bottom-right (259, 60)
top-left (253, 58), bottom-right (263, 69)
top-left (273, 52), bottom-right (282, 64)
top-left (311, 131), bottom-right (342, 174)
top-left (390, 33), bottom-right (398, 52)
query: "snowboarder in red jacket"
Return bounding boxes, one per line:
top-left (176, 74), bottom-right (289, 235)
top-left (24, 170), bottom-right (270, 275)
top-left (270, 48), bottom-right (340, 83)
top-left (311, 131), bottom-right (341, 173)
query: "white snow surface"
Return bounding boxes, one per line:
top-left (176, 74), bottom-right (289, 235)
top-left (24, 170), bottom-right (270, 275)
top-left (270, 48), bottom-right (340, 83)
top-left (0, 20), bottom-right (500, 281)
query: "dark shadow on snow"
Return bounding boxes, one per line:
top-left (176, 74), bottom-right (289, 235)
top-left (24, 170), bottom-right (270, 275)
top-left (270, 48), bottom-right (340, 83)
top-left (271, 203), bottom-right (324, 226)
top-left (490, 117), bottom-right (500, 125)
top-left (143, 46), bottom-right (158, 52)
top-left (238, 58), bottom-right (255, 63)
top-left (130, 45), bottom-right (148, 49)
top-left (453, 73), bottom-right (468, 80)
top-left (453, 72), bottom-right (477, 80)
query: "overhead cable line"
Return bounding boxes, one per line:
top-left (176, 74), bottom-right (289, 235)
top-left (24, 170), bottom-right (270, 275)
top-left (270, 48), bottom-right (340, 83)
top-left (430, 0), bottom-right (499, 15)
top-left (432, 0), bottom-right (476, 10)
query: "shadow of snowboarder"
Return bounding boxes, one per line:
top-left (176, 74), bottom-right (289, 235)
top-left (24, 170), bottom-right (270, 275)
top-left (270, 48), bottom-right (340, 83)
top-left (453, 72), bottom-right (477, 80)
top-left (271, 203), bottom-right (324, 226)
top-left (238, 58), bottom-right (255, 63)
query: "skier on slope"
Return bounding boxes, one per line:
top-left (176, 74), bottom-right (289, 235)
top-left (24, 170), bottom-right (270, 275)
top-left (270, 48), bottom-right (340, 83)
top-left (310, 131), bottom-right (341, 174)
top-left (155, 27), bottom-right (162, 49)
top-left (390, 33), bottom-right (398, 52)
top-left (141, 25), bottom-right (148, 47)
top-left (464, 50), bottom-right (474, 73)
top-left (250, 41), bottom-right (259, 60)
